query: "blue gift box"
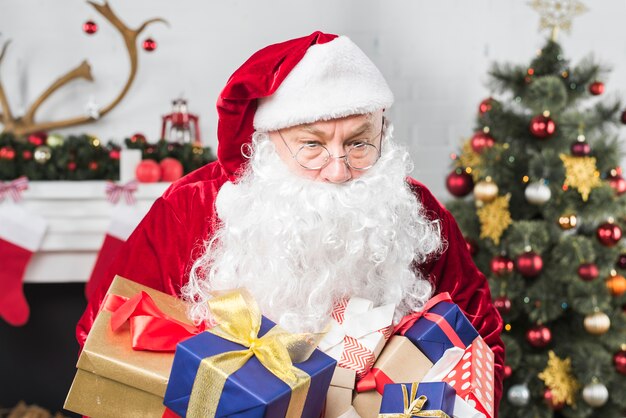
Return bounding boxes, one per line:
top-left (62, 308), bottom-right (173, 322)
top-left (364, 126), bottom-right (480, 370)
top-left (401, 302), bottom-right (478, 364)
top-left (163, 316), bottom-right (336, 418)
top-left (379, 382), bottom-right (456, 417)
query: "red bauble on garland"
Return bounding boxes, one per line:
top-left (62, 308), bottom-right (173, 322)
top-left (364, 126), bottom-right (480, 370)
top-left (621, 110), bottom-right (626, 124)
top-left (159, 157), bottom-right (184, 182)
top-left (109, 149), bottom-right (121, 160)
top-left (617, 253), bottom-right (626, 270)
top-left (130, 133), bottom-right (147, 144)
top-left (490, 255), bottom-right (514, 276)
top-left (577, 263), bottom-right (599, 281)
top-left (470, 131), bottom-right (495, 153)
top-left (135, 159), bottom-right (161, 183)
top-left (0, 146), bottom-right (16, 160)
top-left (22, 150), bottom-right (32, 160)
top-left (614, 350), bottom-right (626, 375)
top-left (503, 365), bottom-right (513, 379)
top-left (589, 81), bottom-right (605, 96)
top-left (478, 98), bottom-right (493, 115)
top-left (570, 141), bottom-right (591, 156)
top-left (27, 132), bottom-right (47, 146)
top-left (516, 251), bottom-right (543, 278)
top-left (88, 161), bottom-right (99, 171)
top-left (446, 169), bottom-right (474, 197)
top-left (83, 20), bottom-right (98, 35)
top-left (529, 114), bottom-right (556, 139)
top-left (608, 173), bottom-right (626, 195)
top-left (493, 296), bottom-right (512, 315)
top-left (543, 388), bottom-right (565, 411)
top-left (597, 222), bottom-right (622, 247)
top-left (67, 161), bottom-right (77, 171)
top-left (526, 324), bottom-right (552, 348)
top-left (142, 38), bottom-right (157, 52)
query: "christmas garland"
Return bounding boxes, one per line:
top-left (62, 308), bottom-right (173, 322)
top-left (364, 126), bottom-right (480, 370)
top-left (0, 132), bottom-right (215, 181)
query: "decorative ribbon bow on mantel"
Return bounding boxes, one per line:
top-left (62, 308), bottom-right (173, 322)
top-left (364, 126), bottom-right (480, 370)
top-left (105, 180), bottom-right (138, 205)
top-left (0, 176), bottom-right (28, 203)
top-left (378, 383), bottom-right (450, 418)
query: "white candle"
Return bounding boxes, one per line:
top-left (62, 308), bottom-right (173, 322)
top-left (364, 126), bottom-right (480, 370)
top-left (120, 149), bottom-right (142, 183)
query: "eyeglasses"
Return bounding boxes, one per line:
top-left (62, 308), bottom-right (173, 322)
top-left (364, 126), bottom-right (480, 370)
top-left (277, 118), bottom-right (384, 171)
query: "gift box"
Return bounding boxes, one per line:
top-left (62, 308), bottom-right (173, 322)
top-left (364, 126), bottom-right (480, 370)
top-left (378, 382), bottom-right (456, 418)
top-left (163, 289), bottom-right (337, 418)
top-left (324, 366), bottom-right (356, 418)
top-left (352, 336), bottom-right (433, 418)
top-left (394, 293), bottom-right (479, 364)
top-left (318, 297), bottom-right (395, 379)
top-left (441, 336), bottom-right (495, 418)
top-left (65, 276), bottom-right (198, 417)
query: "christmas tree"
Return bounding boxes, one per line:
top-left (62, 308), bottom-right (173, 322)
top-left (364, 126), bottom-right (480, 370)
top-left (445, 3), bottom-right (626, 417)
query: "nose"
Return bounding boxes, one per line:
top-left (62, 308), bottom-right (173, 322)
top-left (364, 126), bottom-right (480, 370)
top-left (320, 155), bottom-right (352, 184)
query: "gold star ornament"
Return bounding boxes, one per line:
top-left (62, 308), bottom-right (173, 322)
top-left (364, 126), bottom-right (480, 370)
top-left (477, 194), bottom-right (512, 245)
top-left (560, 153), bottom-right (601, 201)
top-left (529, 0), bottom-right (588, 41)
top-left (538, 351), bottom-right (580, 406)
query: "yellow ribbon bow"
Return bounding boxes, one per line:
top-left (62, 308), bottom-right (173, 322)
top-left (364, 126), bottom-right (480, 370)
top-left (187, 289), bottom-right (323, 418)
top-left (378, 383), bottom-right (451, 418)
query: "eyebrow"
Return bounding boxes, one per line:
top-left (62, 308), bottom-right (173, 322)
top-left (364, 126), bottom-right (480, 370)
top-left (298, 121), bottom-right (374, 139)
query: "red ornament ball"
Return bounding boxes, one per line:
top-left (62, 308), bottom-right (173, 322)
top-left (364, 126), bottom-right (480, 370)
top-left (490, 255), bottom-right (514, 276)
top-left (493, 296), bottom-right (512, 315)
top-left (617, 253), bottom-right (626, 270)
top-left (88, 161), bottom-right (98, 171)
top-left (28, 132), bottom-right (47, 146)
top-left (159, 157), bottom-right (184, 182)
top-left (446, 170), bottom-right (474, 197)
top-left (130, 133), bottom-right (147, 144)
top-left (589, 81), bottom-right (605, 96)
top-left (67, 161), bottom-right (77, 171)
top-left (142, 38), bottom-right (157, 52)
top-left (570, 141), bottom-right (591, 157)
top-left (529, 115), bottom-right (556, 139)
top-left (465, 238), bottom-right (478, 256)
top-left (0, 146), bottom-right (16, 160)
top-left (577, 263), bottom-right (599, 281)
top-left (503, 365), bottom-right (513, 379)
top-left (543, 388), bottom-right (565, 411)
top-left (516, 251), bottom-right (543, 278)
top-left (470, 131), bottom-right (495, 153)
top-left (136, 159), bottom-right (161, 183)
top-left (22, 150), bottom-right (32, 160)
top-left (609, 175), bottom-right (626, 195)
top-left (83, 20), bottom-right (98, 35)
top-left (526, 324), bottom-right (552, 348)
top-left (614, 351), bottom-right (626, 375)
top-left (621, 110), bottom-right (626, 124)
top-left (109, 149), bottom-right (121, 160)
top-left (478, 98), bottom-right (493, 115)
top-left (597, 222), bottom-right (622, 247)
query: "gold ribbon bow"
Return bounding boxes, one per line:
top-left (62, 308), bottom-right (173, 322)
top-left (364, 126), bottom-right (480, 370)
top-left (378, 383), bottom-right (451, 418)
top-left (187, 289), bottom-right (323, 418)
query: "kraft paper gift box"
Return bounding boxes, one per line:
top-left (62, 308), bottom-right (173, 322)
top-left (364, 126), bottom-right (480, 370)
top-left (440, 336), bottom-right (495, 418)
top-left (318, 297), bottom-right (395, 380)
top-left (324, 366), bottom-right (356, 418)
top-left (65, 276), bottom-right (199, 418)
top-left (394, 293), bottom-right (479, 365)
top-left (378, 382), bottom-right (456, 418)
top-left (352, 336), bottom-right (433, 418)
top-left (163, 289), bottom-right (337, 418)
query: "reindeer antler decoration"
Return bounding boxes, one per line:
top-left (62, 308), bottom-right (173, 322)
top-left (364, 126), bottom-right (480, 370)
top-left (0, 1), bottom-right (168, 136)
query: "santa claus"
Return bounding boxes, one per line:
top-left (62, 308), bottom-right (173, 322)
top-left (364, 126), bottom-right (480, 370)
top-left (77, 32), bottom-right (504, 413)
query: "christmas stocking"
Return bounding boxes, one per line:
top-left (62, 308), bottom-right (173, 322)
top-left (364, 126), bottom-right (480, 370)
top-left (86, 202), bottom-right (144, 300)
top-left (0, 200), bottom-right (47, 326)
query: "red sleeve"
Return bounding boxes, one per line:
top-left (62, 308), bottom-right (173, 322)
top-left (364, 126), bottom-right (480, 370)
top-left (411, 180), bottom-right (505, 416)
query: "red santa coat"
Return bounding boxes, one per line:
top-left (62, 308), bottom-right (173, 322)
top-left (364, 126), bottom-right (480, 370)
top-left (76, 160), bottom-right (505, 413)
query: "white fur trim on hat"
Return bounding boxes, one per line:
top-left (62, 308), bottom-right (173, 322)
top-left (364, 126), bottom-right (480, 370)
top-left (253, 36), bottom-right (394, 131)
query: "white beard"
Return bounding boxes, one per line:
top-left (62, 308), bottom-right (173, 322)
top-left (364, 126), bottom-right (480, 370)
top-left (183, 125), bottom-right (443, 333)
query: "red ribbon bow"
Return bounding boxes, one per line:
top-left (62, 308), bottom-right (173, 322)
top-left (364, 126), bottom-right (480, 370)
top-left (105, 180), bottom-right (138, 205)
top-left (0, 176), bottom-right (28, 202)
top-left (104, 291), bottom-right (204, 351)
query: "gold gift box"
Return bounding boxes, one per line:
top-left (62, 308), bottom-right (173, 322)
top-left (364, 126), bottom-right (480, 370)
top-left (325, 366), bottom-right (356, 418)
top-left (65, 276), bottom-right (192, 417)
top-left (352, 336), bottom-right (433, 418)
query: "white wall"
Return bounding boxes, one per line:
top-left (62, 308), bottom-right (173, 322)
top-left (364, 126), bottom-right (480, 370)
top-left (2, 0), bottom-right (625, 198)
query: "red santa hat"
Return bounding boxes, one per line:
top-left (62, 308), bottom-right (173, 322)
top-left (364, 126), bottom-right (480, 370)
top-left (216, 31), bottom-right (394, 179)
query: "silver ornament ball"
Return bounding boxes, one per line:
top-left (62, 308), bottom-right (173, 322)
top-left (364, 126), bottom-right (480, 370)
top-left (525, 181), bottom-right (551, 205)
top-left (582, 382), bottom-right (609, 407)
top-left (507, 383), bottom-right (530, 406)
